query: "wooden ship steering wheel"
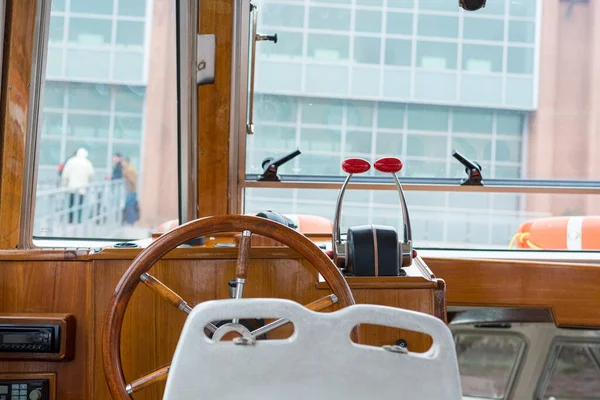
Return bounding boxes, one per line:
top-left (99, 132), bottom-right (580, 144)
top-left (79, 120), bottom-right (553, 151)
top-left (102, 215), bottom-right (356, 399)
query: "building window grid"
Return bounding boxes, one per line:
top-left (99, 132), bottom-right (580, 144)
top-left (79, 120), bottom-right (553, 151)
top-left (48, 0), bottom-right (147, 85)
top-left (248, 97), bottom-right (523, 177)
top-left (257, 0), bottom-right (538, 107)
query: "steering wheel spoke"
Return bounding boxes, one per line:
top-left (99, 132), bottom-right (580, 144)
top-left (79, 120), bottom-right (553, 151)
top-left (233, 230), bottom-right (252, 323)
top-left (126, 365), bottom-right (170, 395)
top-left (140, 272), bottom-right (217, 333)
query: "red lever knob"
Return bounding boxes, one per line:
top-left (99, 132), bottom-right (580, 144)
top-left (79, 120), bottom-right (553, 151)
top-left (374, 157), bottom-right (403, 173)
top-left (342, 158), bottom-right (371, 174)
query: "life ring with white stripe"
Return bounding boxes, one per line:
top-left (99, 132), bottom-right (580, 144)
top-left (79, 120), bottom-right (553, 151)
top-left (509, 216), bottom-right (600, 250)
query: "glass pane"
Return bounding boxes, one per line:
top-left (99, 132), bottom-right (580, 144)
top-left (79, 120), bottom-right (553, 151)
top-left (455, 333), bottom-right (524, 399)
top-left (41, 113), bottom-right (63, 137)
top-left (116, 21), bottom-right (145, 48)
top-left (49, 16), bottom-right (64, 44)
top-left (309, 7), bottom-right (351, 31)
top-left (418, 0), bottom-right (457, 12)
top-left (355, 10), bottom-right (382, 33)
top-left (44, 83), bottom-right (65, 108)
top-left (354, 37), bottom-right (380, 64)
top-left (463, 17), bottom-right (504, 42)
top-left (70, 0), bottom-right (114, 15)
top-left (347, 101), bottom-right (373, 127)
top-left (417, 15), bottom-right (459, 38)
top-left (542, 342), bottom-right (600, 399)
top-left (301, 99), bottom-right (343, 125)
top-left (407, 134), bottom-right (446, 158)
top-left (407, 105), bottom-right (448, 131)
top-left (307, 34), bottom-right (349, 61)
top-left (385, 39), bottom-right (412, 66)
top-left (34, 0), bottom-right (179, 241)
top-left (386, 12), bottom-right (412, 35)
top-left (509, 21), bottom-right (535, 44)
top-left (68, 18), bottom-right (112, 46)
top-left (416, 41), bottom-right (457, 69)
top-left (261, 3), bottom-right (305, 28)
top-left (378, 103), bottom-right (405, 129)
top-left (453, 109), bottom-right (493, 134)
top-left (68, 83), bottom-right (111, 111)
top-left (509, 0), bottom-right (536, 18)
top-left (66, 115), bottom-right (110, 139)
top-left (114, 117), bottom-right (143, 140)
top-left (346, 130), bottom-right (372, 154)
top-left (507, 47), bottom-right (534, 74)
top-left (118, 0), bottom-right (147, 17)
top-left (255, 95), bottom-right (297, 123)
top-left (463, 44), bottom-right (503, 73)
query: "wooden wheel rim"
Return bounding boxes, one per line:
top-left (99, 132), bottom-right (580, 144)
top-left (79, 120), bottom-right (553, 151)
top-left (102, 215), bottom-right (355, 399)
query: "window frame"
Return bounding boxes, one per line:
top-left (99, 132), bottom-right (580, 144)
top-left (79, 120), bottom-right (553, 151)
top-left (534, 337), bottom-right (600, 400)
top-left (452, 330), bottom-right (528, 400)
top-left (21, 0), bottom-right (198, 247)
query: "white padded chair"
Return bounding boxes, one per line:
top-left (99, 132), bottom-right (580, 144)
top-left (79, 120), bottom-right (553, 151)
top-left (163, 298), bottom-right (462, 400)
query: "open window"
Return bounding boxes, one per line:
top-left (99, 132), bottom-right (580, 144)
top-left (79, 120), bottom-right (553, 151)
top-left (235, 0), bottom-right (600, 256)
top-left (27, 0), bottom-right (196, 245)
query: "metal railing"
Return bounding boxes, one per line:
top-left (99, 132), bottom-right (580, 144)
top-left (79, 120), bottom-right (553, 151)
top-left (33, 180), bottom-right (126, 238)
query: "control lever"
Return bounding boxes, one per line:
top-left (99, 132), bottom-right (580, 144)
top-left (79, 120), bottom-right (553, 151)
top-left (332, 158), bottom-right (371, 268)
top-left (373, 157), bottom-right (415, 268)
top-left (452, 149), bottom-right (483, 186)
top-left (258, 149), bottom-right (301, 181)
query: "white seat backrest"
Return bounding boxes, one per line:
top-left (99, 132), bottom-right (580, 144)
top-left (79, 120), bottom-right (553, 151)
top-left (164, 298), bottom-right (462, 400)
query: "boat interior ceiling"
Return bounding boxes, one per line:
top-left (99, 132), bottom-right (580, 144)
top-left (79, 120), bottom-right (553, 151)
top-left (0, 0), bottom-right (599, 399)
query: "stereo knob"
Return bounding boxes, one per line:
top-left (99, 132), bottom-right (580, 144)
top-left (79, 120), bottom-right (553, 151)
top-left (29, 389), bottom-right (42, 400)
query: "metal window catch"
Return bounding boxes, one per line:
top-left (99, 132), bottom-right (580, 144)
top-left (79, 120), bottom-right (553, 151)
top-left (452, 149), bottom-right (484, 186)
top-left (258, 149), bottom-right (301, 182)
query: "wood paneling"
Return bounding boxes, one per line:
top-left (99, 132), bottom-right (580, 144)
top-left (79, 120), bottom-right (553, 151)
top-left (427, 257), bottom-right (600, 328)
top-left (0, 261), bottom-right (90, 399)
top-left (0, 0), bottom-right (38, 249)
top-left (197, 0), bottom-right (234, 217)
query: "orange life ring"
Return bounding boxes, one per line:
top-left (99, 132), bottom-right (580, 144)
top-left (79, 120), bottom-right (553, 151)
top-left (509, 216), bottom-right (600, 250)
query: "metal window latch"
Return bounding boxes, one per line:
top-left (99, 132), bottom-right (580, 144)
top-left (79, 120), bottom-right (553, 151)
top-left (258, 149), bottom-right (301, 182)
top-left (452, 149), bottom-right (484, 186)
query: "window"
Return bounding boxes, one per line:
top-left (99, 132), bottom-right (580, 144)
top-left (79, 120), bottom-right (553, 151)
top-left (454, 332), bottom-right (525, 399)
top-left (32, 0), bottom-right (179, 241)
top-left (240, 0), bottom-right (600, 254)
top-left (537, 340), bottom-right (600, 399)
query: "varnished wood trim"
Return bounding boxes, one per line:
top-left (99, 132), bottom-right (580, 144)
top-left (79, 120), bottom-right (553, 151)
top-left (316, 277), bottom-right (437, 290)
top-left (433, 279), bottom-right (447, 323)
top-left (0, 0), bottom-right (39, 249)
top-left (0, 372), bottom-right (56, 400)
top-left (427, 257), bottom-right (600, 328)
top-left (0, 314), bottom-right (75, 361)
top-left (197, 0), bottom-right (233, 216)
top-left (0, 250), bottom-right (88, 261)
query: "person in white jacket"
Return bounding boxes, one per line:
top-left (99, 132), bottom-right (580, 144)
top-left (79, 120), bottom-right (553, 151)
top-left (61, 148), bottom-right (95, 224)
